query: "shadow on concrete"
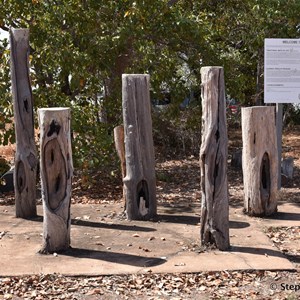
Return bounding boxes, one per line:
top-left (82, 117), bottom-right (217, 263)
top-left (231, 245), bottom-right (286, 259)
top-left (156, 215), bottom-right (250, 229)
top-left (159, 203), bottom-right (199, 214)
top-left (285, 253), bottom-right (300, 263)
top-left (266, 211), bottom-right (300, 221)
top-left (30, 215), bottom-right (156, 232)
top-left (229, 220), bottom-right (250, 229)
top-left (157, 214), bottom-right (199, 225)
top-left (30, 215), bottom-right (43, 222)
top-left (63, 247), bottom-right (166, 267)
top-left (72, 219), bottom-right (157, 232)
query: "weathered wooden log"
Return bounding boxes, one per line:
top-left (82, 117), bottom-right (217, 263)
top-left (242, 106), bottom-right (278, 216)
top-left (10, 28), bottom-right (37, 218)
top-left (199, 66), bottom-right (230, 251)
top-left (122, 74), bottom-right (156, 220)
top-left (38, 108), bottom-right (73, 253)
top-left (114, 125), bottom-right (126, 205)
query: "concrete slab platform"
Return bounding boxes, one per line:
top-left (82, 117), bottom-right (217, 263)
top-left (0, 202), bottom-right (298, 276)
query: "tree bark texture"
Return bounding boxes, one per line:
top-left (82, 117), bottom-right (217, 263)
top-left (199, 67), bottom-right (230, 251)
top-left (38, 108), bottom-right (73, 253)
top-left (10, 28), bottom-right (38, 218)
top-left (242, 106), bottom-right (278, 216)
top-left (122, 74), bottom-right (156, 220)
top-left (114, 125), bottom-right (126, 180)
top-left (114, 125), bottom-right (126, 204)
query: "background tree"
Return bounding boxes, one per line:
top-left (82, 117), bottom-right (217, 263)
top-left (1, 0), bottom-right (300, 178)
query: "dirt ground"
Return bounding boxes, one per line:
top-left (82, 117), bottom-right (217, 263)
top-left (0, 126), bottom-right (299, 299)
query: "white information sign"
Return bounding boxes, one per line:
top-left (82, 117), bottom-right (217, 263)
top-left (264, 38), bottom-right (300, 103)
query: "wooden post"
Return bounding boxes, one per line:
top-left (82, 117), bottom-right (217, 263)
top-left (38, 108), bottom-right (73, 254)
top-left (10, 28), bottom-right (38, 218)
top-left (114, 125), bottom-right (126, 205)
top-left (242, 106), bottom-right (278, 216)
top-left (276, 103), bottom-right (283, 189)
top-left (199, 67), bottom-right (229, 251)
top-left (122, 74), bottom-right (156, 220)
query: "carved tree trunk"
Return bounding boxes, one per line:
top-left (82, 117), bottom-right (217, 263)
top-left (10, 28), bottom-right (37, 218)
top-left (199, 67), bottom-right (229, 251)
top-left (38, 108), bottom-right (73, 253)
top-left (242, 106), bottom-right (278, 216)
top-left (114, 125), bottom-right (126, 204)
top-left (122, 74), bottom-right (156, 220)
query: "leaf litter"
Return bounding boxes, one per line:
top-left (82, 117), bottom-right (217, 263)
top-left (1, 271), bottom-right (300, 299)
top-left (0, 127), bottom-right (300, 299)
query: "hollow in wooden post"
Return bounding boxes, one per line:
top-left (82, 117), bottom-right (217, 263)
top-left (199, 66), bottom-right (230, 251)
top-left (122, 74), bottom-right (156, 220)
top-left (10, 28), bottom-right (37, 218)
top-left (38, 108), bottom-right (73, 254)
top-left (242, 106), bottom-right (278, 216)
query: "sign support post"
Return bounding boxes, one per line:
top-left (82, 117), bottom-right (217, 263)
top-left (276, 103), bottom-right (283, 189)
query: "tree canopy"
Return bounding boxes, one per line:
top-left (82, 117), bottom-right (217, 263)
top-left (1, 0), bottom-right (300, 171)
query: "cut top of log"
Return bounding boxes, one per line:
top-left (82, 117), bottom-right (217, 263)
top-left (201, 66), bottom-right (223, 70)
top-left (38, 107), bottom-right (71, 133)
top-left (38, 107), bottom-right (73, 169)
top-left (38, 107), bottom-right (72, 112)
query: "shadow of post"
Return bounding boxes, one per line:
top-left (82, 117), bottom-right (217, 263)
top-left (62, 247), bottom-right (166, 267)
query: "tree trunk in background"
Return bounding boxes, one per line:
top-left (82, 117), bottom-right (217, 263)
top-left (122, 74), bottom-right (156, 220)
top-left (242, 106), bottom-right (278, 216)
top-left (199, 66), bottom-right (229, 251)
top-left (38, 108), bottom-right (73, 254)
top-left (114, 125), bottom-right (126, 204)
top-left (104, 39), bottom-right (133, 125)
top-left (10, 28), bottom-right (37, 218)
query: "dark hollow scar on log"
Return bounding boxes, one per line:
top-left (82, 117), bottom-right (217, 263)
top-left (260, 152), bottom-right (271, 206)
top-left (44, 139), bottom-right (67, 210)
top-left (137, 180), bottom-right (149, 217)
top-left (47, 120), bottom-right (61, 137)
top-left (16, 161), bottom-right (26, 193)
top-left (215, 129), bottom-right (220, 141)
top-left (23, 97), bottom-right (29, 112)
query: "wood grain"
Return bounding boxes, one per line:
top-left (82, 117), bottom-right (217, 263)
top-left (199, 67), bottom-right (229, 251)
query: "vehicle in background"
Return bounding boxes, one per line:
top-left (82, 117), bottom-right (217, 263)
top-left (226, 98), bottom-right (240, 115)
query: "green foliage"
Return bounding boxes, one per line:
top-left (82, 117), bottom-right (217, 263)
top-left (0, 156), bottom-right (10, 176)
top-left (0, 37), bottom-right (14, 145)
top-left (283, 104), bottom-right (300, 126)
top-left (1, 0), bottom-right (300, 173)
top-left (153, 103), bottom-right (202, 157)
top-left (71, 101), bottom-right (116, 170)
